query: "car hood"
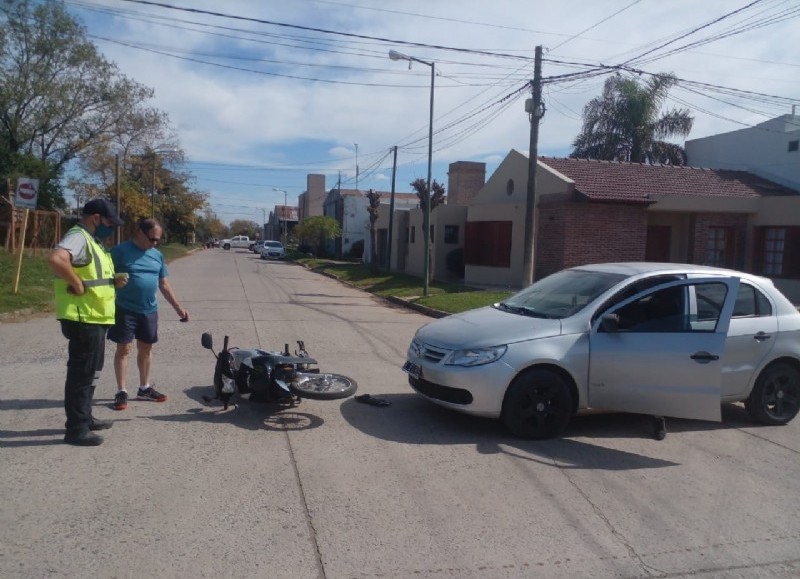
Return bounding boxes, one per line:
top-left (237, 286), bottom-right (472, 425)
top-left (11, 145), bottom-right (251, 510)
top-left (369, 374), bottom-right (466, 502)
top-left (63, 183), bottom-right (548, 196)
top-left (416, 306), bottom-right (563, 349)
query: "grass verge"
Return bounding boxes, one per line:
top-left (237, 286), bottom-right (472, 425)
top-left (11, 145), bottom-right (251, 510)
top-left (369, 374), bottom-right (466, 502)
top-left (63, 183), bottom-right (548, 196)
top-left (0, 244), bottom-right (195, 317)
top-left (295, 256), bottom-right (513, 315)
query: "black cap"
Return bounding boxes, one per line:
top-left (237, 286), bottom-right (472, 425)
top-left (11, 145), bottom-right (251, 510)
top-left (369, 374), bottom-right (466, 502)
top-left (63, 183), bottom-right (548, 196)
top-left (82, 198), bottom-right (123, 226)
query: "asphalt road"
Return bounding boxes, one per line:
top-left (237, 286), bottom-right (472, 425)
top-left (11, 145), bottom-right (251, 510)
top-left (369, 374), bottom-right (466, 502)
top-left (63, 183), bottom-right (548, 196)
top-left (1, 248), bottom-right (799, 579)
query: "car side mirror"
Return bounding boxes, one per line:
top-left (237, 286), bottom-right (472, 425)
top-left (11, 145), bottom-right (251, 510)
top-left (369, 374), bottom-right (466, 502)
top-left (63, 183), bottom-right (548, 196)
top-left (600, 313), bottom-right (620, 333)
top-left (201, 332), bottom-right (213, 350)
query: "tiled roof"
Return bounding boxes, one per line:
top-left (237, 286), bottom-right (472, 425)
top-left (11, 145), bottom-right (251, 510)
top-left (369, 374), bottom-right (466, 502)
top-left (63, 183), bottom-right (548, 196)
top-left (540, 157), bottom-right (799, 204)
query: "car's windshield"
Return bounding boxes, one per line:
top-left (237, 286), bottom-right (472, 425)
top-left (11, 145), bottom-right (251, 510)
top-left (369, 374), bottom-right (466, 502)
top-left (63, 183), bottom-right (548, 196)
top-left (495, 269), bottom-right (626, 319)
top-left (264, 242), bottom-right (283, 248)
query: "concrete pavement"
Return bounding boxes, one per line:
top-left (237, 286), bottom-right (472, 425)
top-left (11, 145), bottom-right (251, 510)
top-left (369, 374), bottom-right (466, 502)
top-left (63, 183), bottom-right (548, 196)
top-left (1, 248), bottom-right (799, 578)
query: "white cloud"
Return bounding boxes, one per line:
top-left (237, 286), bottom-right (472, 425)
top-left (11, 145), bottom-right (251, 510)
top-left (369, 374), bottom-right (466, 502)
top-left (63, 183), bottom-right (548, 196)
top-left (69, 0), bottom-right (800, 222)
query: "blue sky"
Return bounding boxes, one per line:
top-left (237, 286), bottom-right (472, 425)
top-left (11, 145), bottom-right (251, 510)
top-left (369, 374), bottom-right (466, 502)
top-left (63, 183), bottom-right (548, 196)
top-left (64, 0), bottom-right (800, 225)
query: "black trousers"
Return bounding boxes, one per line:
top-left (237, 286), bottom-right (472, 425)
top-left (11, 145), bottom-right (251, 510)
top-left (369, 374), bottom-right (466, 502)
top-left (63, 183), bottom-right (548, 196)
top-left (60, 320), bottom-right (108, 435)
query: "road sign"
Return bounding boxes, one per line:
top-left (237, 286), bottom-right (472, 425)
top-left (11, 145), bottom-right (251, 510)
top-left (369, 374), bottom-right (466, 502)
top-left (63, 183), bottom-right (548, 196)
top-left (15, 178), bottom-right (39, 209)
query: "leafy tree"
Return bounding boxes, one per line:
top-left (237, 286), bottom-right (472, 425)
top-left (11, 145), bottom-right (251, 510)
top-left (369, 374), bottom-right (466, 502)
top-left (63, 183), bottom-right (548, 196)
top-left (294, 215), bottom-right (341, 257)
top-left (195, 209), bottom-right (226, 242)
top-left (0, 0), bottom-right (158, 207)
top-left (365, 189), bottom-right (381, 271)
top-left (410, 178), bottom-right (445, 279)
top-left (228, 219), bottom-right (260, 239)
top-left (409, 178), bottom-right (446, 213)
top-left (571, 73), bottom-right (693, 165)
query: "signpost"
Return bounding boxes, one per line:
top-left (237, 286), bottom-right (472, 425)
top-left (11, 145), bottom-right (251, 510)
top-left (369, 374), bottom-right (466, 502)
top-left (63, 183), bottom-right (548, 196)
top-left (12, 178), bottom-right (39, 294)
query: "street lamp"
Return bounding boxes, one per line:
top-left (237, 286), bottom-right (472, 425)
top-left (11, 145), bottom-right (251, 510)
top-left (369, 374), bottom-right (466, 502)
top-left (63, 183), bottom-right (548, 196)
top-left (389, 49), bottom-right (434, 297)
top-left (273, 187), bottom-right (288, 244)
top-left (258, 208), bottom-right (266, 239)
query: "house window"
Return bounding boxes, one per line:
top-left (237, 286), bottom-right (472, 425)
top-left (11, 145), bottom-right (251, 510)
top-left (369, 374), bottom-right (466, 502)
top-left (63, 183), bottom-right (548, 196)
top-left (410, 226), bottom-right (416, 243)
top-left (464, 221), bottom-right (512, 267)
top-left (764, 228), bottom-right (785, 276)
top-left (755, 226), bottom-right (800, 278)
top-left (444, 225), bottom-right (459, 244)
top-left (789, 140), bottom-right (799, 152)
top-left (706, 227), bottom-right (732, 267)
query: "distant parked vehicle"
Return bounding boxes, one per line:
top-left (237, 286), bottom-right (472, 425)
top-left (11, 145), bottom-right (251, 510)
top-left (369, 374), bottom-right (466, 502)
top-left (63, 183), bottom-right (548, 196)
top-left (260, 240), bottom-right (286, 260)
top-left (252, 240), bottom-right (266, 254)
top-left (220, 235), bottom-right (251, 250)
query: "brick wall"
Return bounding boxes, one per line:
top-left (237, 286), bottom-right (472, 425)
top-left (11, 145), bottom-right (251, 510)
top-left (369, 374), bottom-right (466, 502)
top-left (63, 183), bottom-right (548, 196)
top-left (447, 161), bottom-right (486, 206)
top-left (536, 201), bottom-right (648, 278)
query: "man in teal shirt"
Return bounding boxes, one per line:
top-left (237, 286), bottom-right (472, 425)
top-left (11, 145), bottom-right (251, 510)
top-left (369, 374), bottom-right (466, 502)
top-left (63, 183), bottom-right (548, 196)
top-left (108, 218), bottom-right (189, 410)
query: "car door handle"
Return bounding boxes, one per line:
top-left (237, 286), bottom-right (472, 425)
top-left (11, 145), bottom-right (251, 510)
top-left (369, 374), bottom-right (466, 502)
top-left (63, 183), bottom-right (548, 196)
top-left (690, 351), bottom-right (719, 363)
top-left (753, 332), bottom-right (771, 342)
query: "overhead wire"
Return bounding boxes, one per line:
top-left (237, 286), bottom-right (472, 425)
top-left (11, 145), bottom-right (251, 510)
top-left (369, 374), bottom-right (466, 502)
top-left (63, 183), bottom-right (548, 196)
top-left (52, 0), bottom-right (800, 202)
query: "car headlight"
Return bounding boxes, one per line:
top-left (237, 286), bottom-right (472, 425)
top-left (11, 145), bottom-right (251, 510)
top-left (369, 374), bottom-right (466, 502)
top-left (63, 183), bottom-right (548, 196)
top-left (445, 345), bottom-right (507, 367)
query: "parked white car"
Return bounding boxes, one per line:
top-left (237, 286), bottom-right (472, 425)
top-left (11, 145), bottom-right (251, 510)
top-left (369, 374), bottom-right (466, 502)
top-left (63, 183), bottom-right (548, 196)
top-left (260, 240), bottom-right (286, 260)
top-left (403, 262), bottom-right (800, 439)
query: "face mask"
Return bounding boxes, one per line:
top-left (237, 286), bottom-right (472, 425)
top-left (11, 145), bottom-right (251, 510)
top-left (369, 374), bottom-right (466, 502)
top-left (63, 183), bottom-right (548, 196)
top-left (95, 224), bottom-right (115, 239)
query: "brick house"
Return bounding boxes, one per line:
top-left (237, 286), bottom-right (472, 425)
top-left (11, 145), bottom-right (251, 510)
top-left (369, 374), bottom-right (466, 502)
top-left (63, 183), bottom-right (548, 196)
top-left (462, 150), bottom-right (800, 295)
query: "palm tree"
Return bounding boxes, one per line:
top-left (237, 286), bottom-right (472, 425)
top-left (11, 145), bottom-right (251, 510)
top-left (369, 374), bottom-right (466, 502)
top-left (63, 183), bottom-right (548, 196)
top-left (571, 73), bottom-right (693, 165)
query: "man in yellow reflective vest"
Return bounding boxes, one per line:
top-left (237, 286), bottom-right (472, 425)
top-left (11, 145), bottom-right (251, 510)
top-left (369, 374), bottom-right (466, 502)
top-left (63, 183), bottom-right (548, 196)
top-left (49, 199), bottom-right (126, 446)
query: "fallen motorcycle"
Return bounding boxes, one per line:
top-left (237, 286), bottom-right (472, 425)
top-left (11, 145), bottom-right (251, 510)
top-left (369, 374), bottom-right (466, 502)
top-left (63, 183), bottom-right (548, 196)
top-left (201, 332), bottom-right (357, 409)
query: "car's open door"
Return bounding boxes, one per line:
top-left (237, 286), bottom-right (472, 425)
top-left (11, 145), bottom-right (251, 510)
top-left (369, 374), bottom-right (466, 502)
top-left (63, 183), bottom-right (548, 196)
top-left (588, 277), bottom-right (739, 422)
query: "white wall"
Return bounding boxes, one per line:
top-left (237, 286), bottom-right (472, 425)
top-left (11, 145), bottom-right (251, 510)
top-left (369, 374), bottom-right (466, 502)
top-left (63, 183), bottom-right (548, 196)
top-left (685, 115), bottom-right (800, 189)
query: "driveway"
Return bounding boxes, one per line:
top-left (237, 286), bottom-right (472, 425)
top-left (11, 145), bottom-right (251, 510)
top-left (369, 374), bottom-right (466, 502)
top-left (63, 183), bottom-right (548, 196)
top-left (1, 248), bottom-right (799, 578)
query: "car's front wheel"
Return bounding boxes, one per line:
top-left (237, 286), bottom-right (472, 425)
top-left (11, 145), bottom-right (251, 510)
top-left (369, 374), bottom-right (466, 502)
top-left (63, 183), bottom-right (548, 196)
top-left (745, 362), bottom-right (800, 425)
top-left (223, 243), bottom-right (231, 250)
top-left (501, 369), bottom-right (573, 439)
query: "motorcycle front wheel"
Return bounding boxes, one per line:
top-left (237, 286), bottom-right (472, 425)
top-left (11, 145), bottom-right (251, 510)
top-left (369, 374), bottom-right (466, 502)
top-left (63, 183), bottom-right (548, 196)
top-left (290, 373), bottom-right (357, 400)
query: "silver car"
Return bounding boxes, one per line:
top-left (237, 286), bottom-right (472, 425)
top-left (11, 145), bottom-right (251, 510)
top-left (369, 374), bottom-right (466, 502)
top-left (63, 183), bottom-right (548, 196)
top-left (402, 263), bottom-right (800, 439)
top-left (260, 240), bottom-right (285, 260)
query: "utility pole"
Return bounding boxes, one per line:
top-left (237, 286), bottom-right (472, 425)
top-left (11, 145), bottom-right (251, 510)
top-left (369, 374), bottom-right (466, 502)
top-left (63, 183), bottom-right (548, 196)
top-left (522, 45), bottom-right (544, 287)
top-left (387, 145), bottom-right (398, 271)
top-left (354, 143), bottom-right (359, 191)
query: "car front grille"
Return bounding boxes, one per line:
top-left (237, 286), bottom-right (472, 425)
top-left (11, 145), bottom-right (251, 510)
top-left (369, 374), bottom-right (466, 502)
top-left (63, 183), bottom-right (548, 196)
top-left (415, 341), bottom-right (448, 363)
top-left (409, 376), bottom-right (473, 405)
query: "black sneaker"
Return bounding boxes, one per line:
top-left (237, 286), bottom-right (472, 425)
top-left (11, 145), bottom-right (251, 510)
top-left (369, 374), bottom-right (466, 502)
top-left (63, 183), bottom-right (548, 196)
top-left (113, 391), bottom-right (128, 411)
top-left (90, 417), bottom-right (113, 431)
top-left (64, 431), bottom-right (104, 446)
top-left (137, 386), bottom-right (167, 402)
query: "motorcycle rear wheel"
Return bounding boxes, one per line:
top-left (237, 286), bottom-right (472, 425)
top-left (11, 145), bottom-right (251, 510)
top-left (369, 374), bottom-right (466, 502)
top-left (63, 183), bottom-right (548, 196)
top-left (290, 373), bottom-right (357, 400)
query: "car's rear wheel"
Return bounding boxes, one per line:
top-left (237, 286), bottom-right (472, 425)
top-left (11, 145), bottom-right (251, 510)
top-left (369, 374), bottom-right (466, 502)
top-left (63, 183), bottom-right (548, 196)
top-left (501, 369), bottom-right (573, 439)
top-left (744, 362), bottom-right (800, 425)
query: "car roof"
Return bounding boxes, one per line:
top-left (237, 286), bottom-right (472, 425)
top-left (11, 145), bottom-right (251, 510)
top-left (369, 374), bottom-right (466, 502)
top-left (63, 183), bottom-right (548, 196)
top-left (571, 262), bottom-right (773, 285)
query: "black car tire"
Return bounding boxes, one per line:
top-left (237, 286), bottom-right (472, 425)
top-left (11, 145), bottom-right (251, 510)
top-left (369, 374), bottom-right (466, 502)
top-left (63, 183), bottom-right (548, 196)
top-left (501, 369), bottom-right (573, 439)
top-left (223, 243), bottom-right (230, 250)
top-left (744, 362), bottom-right (800, 425)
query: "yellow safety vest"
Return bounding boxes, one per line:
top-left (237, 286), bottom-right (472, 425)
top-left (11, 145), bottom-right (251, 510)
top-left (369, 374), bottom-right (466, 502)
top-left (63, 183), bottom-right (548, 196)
top-left (54, 226), bottom-right (116, 324)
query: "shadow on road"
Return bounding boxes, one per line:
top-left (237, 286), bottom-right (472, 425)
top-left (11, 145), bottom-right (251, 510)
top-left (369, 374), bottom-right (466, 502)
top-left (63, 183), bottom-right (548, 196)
top-left (341, 394), bottom-right (761, 471)
top-left (0, 428), bottom-right (64, 447)
top-left (144, 384), bottom-right (325, 432)
top-left (0, 398), bottom-right (63, 411)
